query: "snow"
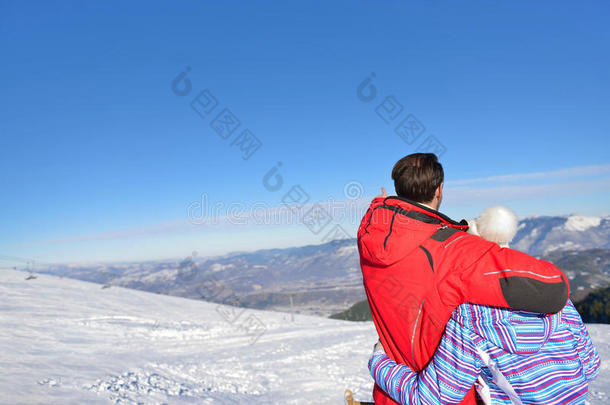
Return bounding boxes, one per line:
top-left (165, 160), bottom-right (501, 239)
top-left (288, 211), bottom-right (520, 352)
top-left (1, 269), bottom-right (609, 404)
top-left (0, 270), bottom-right (375, 404)
top-left (545, 240), bottom-right (583, 253)
top-left (210, 263), bottom-right (236, 272)
top-left (564, 215), bottom-right (602, 232)
top-left (337, 246), bottom-right (358, 256)
top-left (140, 269), bottom-right (178, 282)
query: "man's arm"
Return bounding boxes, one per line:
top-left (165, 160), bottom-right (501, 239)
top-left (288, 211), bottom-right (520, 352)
top-left (368, 320), bottom-right (483, 405)
top-left (562, 300), bottom-right (601, 381)
top-left (438, 234), bottom-right (569, 314)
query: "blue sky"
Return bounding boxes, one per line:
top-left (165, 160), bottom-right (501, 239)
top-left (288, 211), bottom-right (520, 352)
top-left (1, 0), bottom-right (609, 266)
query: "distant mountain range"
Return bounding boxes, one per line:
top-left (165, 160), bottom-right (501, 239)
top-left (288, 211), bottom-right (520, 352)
top-left (38, 239), bottom-right (362, 317)
top-left (542, 248), bottom-right (610, 301)
top-left (35, 214), bottom-right (610, 317)
top-left (512, 214), bottom-right (610, 255)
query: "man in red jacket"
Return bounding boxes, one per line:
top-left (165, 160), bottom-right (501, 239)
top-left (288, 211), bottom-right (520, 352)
top-left (358, 153), bottom-right (569, 405)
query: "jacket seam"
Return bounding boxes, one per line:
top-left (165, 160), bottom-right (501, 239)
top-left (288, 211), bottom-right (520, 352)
top-left (383, 210), bottom-right (398, 249)
top-left (419, 245), bottom-right (434, 272)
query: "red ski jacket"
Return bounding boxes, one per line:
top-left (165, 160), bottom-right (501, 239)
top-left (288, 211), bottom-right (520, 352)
top-left (358, 196), bottom-right (569, 405)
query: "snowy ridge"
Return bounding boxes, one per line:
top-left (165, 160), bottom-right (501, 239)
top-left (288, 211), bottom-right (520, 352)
top-left (564, 215), bottom-right (602, 232)
top-left (1, 269), bottom-right (609, 404)
top-left (512, 214), bottom-right (610, 255)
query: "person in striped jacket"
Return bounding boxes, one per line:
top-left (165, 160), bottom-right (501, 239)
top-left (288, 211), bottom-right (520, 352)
top-left (368, 206), bottom-right (601, 405)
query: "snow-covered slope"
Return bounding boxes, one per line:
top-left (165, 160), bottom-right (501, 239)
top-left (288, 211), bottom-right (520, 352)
top-left (1, 269), bottom-right (609, 404)
top-left (0, 270), bottom-right (375, 404)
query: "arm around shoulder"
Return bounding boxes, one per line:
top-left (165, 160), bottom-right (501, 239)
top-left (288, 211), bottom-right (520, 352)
top-left (447, 234), bottom-right (569, 313)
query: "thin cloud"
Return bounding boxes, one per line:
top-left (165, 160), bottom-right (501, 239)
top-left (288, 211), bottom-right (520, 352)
top-left (445, 178), bottom-right (610, 204)
top-left (21, 219), bottom-right (192, 246)
top-left (19, 198), bottom-right (372, 246)
top-left (447, 164), bottom-right (610, 186)
top-left (20, 165), bottom-right (610, 246)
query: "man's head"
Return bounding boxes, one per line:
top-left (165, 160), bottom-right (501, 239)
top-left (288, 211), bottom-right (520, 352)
top-left (391, 153), bottom-right (444, 209)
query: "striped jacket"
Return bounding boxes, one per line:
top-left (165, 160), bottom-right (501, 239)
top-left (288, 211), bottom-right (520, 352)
top-left (369, 300), bottom-right (600, 405)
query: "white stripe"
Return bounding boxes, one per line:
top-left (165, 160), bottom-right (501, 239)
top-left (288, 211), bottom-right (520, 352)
top-left (476, 347), bottom-right (523, 405)
top-left (483, 269), bottom-right (562, 279)
top-left (444, 235), bottom-right (466, 248)
top-left (411, 299), bottom-right (424, 364)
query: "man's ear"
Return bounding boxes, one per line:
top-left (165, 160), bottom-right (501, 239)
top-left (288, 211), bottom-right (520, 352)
top-left (436, 182), bottom-right (443, 198)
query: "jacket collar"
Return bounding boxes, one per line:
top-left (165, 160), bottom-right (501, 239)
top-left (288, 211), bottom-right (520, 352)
top-left (382, 196), bottom-right (469, 229)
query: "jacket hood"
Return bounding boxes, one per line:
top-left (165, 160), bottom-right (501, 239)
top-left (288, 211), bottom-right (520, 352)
top-left (452, 303), bottom-right (561, 355)
top-left (357, 196), bottom-right (468, 267)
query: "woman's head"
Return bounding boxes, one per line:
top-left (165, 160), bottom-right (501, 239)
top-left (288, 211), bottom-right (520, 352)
top-left (467, 206), bottom-right (518, 247)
